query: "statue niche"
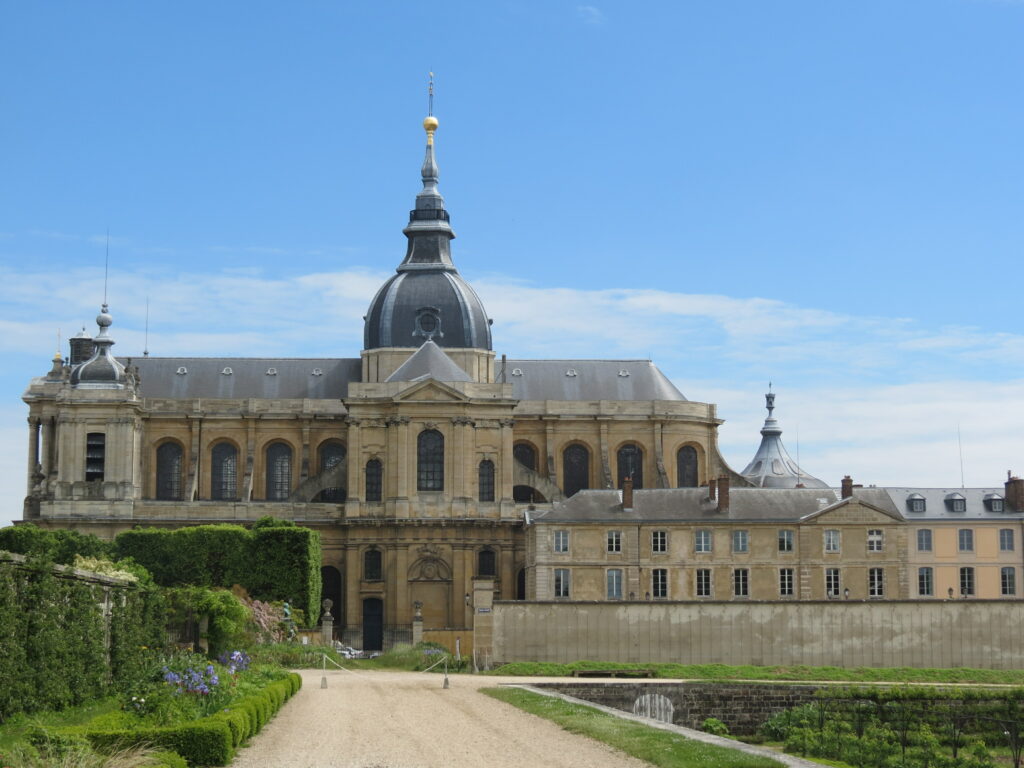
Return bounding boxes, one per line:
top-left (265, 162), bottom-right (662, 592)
top-left (407, 545), bottom-right (451, 629)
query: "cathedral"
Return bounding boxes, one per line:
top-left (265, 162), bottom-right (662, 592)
top-left (22, 111), bottom-right (1021, 650)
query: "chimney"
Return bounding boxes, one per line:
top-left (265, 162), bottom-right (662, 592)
top-left (717, 475), bottom-right (729, 512)
top-left (622, 477), bottom-right (634, 510)
top-left (1007, 472), bottom-right (1024, 512)
top-left (707, 479), bottom-right (716, 501)
top-left (841, 475), bottom-right (853, 499)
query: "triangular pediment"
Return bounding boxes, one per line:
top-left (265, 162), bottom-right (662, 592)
top-left (801, 497), bottom-right (905, 524)
top-left (393, 379), bottom-right (469, 403)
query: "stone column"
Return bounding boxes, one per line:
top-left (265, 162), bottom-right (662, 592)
top-left (599, 419), bottom-right (613, 488)
top-left (346, 418), bottom-right (361, 508)
top-left (26, 416), bottom-right (41, 493)
top-left (300, 421), bottom-right (311, 482)
top-left (499, 419), bottom-right (514, 504)
top-left (321, 598), bottom-right (334, 645)
top-left (471, 578), bottom-right (495, 669)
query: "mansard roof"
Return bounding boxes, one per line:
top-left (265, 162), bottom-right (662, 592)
top-left (130, 357), bottom-right (362, 399)
top-left (127, 356), bottom-right (684, 402)
top-left (537, 487), bottom-right (848, 524)
top-left (501, 359), bottom-right (685, 401)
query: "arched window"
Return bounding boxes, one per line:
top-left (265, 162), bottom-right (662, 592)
top-left (513, 443), bottom-right (537, 471)
top-left (211, 442), bottom-right (238, 501)
top-left (265, 442), bottom-right (292, 501)
top-left (417, 430), bottom-right (444, 491)
top-left (364, 549), bottom-right (382, 581)
top-left (156, 442), bottom-right (183, 500)
top-left (478, 548), bottom-right (496, 578)
top-left (478, 459), bottom-right (495, 502)
top-left (513, 442), bottom-right (540, 503)
top-left (365, 459), bottom-right (383, 502)
top-left (617, 444), bottom-right (643, 489)
top-left (563, 444), bottom-right (590, 498)
top-left (677, 445), bottom-right (699, 488)
top-left (318, 441), bottom-right (346, 502)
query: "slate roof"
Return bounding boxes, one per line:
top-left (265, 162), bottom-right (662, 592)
top-left (881, 487), bottom-right (1024, 520)
top-left (501, 359), bottom-right (686, 401)
top-left (130, 357), bottom-right (362, 400)
top-left (536, 487), bottom-right (848, 524)
top-left (128, 355), bottom-right (686, 402)
top-left (385, 340), bottom-right (471, 383)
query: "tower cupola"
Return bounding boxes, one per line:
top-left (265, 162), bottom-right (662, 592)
top-left (69, 304), bottom-right (127, 389)
top-left (363, 110), bottom-right (492, 351)
top-left (740, 389), bottom-right (828, 489)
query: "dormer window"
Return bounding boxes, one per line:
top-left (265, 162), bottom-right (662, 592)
top-left (311, 368), bottom-right (323, 376)
top-left (946, 492), bottom-right (966, 513)
top-left (907, 493), bottom-right (926, 513)
top-left (985, 493), bottom-right (1006, 512)
top-left (511, 368), bottom-right (523, 376)
top-left (565, 369), bottom-right (577, 377)
top-left (221, 367), bottom-right (233, 375)
top-left (266, 368), bottom-right (278, 376)
top-left (175, 366), bottom-right (188, 375)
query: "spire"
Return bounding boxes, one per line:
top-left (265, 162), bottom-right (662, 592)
top-left (740, 390), bottom-right (828, 489)
top-left (399, 77), bottom-right (456, 272)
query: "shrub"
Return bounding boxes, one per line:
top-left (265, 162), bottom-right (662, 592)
top-left (151, 751), bottom-right (189, 768)
top-left (701, 717), bottom-right (730, 736)
top-left (113, 521), bottom-right (321, 624)
top-left (0, 556), bottom-right (165, 722)
top-left (0, 524), bottom-right (113, 564)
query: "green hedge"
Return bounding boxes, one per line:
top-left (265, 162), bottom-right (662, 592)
top-left (48, 673), bottom-right (302, 766)
top-left (0, 555), bottom-right (165, 722)
top-left (0, 524), bottom-right (113, 564)
top-left (114, 519), bottom-right (321, 623)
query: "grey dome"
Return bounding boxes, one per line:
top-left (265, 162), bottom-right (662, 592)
top-left (69, 304), bottom-right (127, 389)
top-left (741, 391), bottom-right (828, 489)
top-left (364, 270), bottom-right (491, 350)
top-left (363, 115), bottom-right (492, 352)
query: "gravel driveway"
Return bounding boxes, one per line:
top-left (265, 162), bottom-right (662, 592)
top-left (229, 669), bottom-right (652, 768)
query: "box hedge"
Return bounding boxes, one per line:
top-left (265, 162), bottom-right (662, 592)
top-left (49, 673), bottom-right (302, 766)
top-left (114, 519), bottom-right (321, 623)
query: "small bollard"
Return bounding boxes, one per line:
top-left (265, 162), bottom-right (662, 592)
top-left (321, 653), bottom-right (328, 688)
top-left (442, 656), bottom-right (450, 689)
top-left (321, 675), bottom-right (328, 689)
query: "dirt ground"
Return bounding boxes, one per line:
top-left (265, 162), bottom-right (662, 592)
top-left (229, 669), bottom-right (653, 768)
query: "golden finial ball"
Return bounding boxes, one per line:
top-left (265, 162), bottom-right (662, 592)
top-left (423, 116), bottom-right (439, 132)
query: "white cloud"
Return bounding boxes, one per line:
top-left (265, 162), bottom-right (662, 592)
top-left (577, 5), bottom-right (605, 25)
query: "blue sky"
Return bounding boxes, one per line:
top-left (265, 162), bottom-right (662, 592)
top-left (2, 1), bottom-right (1023, 528)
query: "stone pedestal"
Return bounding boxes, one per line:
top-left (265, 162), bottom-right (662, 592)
top-left (321, 615), bottom-right (333, 646)
top-left (412, 617), bottom-right (423, 646)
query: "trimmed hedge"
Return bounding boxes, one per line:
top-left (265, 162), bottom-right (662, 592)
top-left (0, 524), bottom-right (113, 564)
top-left (0, 555), bottom-right (165, 721)
top-left (48, 673), bottom-right (303, 766)
top-left (114, 519), bottom-right (321, 623)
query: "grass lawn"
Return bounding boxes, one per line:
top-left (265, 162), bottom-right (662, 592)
top-left (485, 661), bottom-right (1024, 685)
top-left (482, 687), bottom-right (783, 768)
top-left (0, 697), bottom-right (122, 752)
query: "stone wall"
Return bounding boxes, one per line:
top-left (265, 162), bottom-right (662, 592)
top-left (535, 682), bottom-right (818, 735)
top-left (489, 599), bottom-right (1024, 669)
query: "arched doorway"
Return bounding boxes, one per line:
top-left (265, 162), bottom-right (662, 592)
top-left (362, 598), bottom-right (384, 651)
top-left (320, 566), bottom-right (342, 637)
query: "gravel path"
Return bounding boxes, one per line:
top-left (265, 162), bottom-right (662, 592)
top-left (230, 669), bottom-right (652, 768)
